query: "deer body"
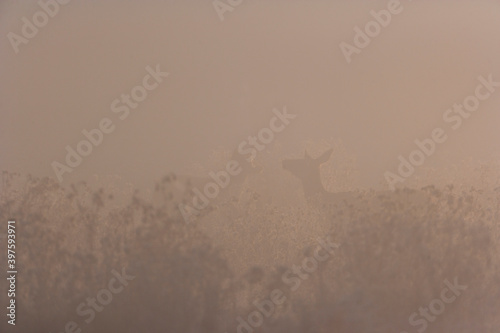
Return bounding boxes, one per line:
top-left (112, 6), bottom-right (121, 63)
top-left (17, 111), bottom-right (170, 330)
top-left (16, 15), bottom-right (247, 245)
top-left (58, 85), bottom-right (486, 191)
top-left (282, 149), bottom-right (429, 214)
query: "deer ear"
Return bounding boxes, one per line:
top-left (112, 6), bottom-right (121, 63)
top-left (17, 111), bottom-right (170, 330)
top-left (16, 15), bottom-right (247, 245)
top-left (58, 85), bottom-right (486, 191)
top-left (316, 148), bottom-right (333, 164)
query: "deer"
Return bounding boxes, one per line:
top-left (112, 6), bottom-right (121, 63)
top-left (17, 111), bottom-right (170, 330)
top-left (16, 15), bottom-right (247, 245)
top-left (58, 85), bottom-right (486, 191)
top-left (282, 148), bottom-right (430, 216)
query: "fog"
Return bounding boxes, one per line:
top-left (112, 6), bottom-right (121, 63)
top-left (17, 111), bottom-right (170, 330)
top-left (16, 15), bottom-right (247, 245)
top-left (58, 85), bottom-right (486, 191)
top-left (1, 0), bottom-right (499, 189)
top-left (1, 1), bottom-right (500, 332)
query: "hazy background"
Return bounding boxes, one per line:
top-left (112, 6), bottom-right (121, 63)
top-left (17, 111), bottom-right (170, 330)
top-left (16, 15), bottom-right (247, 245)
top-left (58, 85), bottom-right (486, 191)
top-left (1, 2), bottom-right (500, 332)
top-left (1, 0), bottom-right (499, 189)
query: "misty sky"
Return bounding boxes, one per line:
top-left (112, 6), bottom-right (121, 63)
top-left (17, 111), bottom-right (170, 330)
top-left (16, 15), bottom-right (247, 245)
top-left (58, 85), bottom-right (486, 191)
top-left (1, 0), bottom-right (499, 189)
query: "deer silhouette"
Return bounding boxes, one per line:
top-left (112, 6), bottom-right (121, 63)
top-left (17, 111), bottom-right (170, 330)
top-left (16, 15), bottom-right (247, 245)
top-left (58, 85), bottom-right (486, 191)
top-left (282, 148), bottom-right (365, 210)
top-left (282, 148), bottom-right (429, 214)
top-left (282, 148), bottom-right (334, 199)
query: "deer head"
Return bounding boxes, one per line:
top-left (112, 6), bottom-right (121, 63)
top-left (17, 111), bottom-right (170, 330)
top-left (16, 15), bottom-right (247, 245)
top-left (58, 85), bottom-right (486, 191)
top-left (282, 148), bottom-right (333, 197)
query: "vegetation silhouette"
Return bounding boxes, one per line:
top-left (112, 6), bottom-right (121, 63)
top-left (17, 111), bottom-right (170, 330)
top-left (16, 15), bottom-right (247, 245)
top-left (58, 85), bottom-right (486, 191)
top-left (0, 145), bottom-right (499, 333)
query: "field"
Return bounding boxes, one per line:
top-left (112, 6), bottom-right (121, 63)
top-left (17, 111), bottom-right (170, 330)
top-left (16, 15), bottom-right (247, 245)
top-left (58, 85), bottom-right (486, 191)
top-left (1, 147), bottom-right (499, 333)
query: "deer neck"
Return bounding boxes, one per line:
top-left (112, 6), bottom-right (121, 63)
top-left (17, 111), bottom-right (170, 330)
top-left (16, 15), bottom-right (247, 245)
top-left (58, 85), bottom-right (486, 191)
top-left (301, 172), bottom-right (328, 198)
